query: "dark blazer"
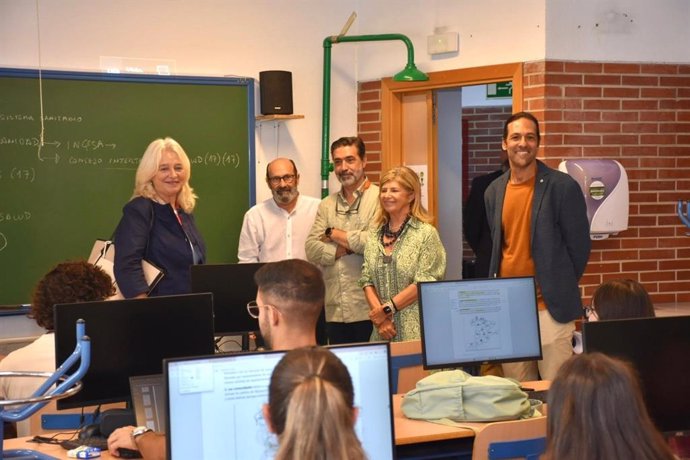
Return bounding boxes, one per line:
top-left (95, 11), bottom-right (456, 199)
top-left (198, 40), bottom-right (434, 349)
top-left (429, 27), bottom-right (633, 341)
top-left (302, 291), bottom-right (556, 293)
top-left (484, 160), bottom-right (591, 323)
top-left (114, 196), bottom-right (206, 298)
top-left (463, 169), bottom-right (504, 278)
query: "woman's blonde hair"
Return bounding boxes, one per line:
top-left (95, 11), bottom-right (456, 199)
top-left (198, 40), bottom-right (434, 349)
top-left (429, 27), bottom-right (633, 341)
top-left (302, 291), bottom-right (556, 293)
top-left (375, 166), bottom-right (432, 226)
top-left (132, 137), bottom-right (197, 213)
top-left (268, 347), bottom-right (365, 460)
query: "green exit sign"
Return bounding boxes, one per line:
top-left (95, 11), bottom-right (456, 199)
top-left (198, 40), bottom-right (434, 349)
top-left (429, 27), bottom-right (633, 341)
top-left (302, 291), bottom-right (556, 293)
top-left (487, 81), bottom-right (512, 98)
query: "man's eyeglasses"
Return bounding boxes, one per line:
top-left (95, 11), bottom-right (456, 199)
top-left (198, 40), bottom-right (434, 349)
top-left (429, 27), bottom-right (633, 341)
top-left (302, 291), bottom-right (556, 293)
top-left (267, 174), bottom-right (296, 186)
top-left (336, 196), bottom-right (361, 215)
top-left (246, 301), bottom-right (280, 319)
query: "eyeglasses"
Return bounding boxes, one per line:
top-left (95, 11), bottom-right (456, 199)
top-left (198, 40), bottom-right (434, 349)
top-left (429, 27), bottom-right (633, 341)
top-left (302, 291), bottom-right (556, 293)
top-left (246, 300), bottom-right (280, 319)
top-left (267, 174), bottom-right (296, 186)
top-left (583, 305), bottom-right (598, 322)
top-left (336, 196), bottom-right (361, 215)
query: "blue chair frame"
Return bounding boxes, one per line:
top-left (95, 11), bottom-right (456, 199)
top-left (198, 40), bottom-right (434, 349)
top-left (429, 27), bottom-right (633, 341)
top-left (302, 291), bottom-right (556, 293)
top-left (0, 320), bottom-right (91, 460)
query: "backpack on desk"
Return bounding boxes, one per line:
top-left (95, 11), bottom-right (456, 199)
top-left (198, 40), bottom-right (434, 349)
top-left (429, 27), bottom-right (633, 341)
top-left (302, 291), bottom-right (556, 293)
top-left (401, 370), bottom-right (540, 424)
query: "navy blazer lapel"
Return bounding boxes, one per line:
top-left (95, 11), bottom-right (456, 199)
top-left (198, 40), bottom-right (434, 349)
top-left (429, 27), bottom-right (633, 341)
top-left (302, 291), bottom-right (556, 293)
top-left (531, 161), bottom-right (550, 246)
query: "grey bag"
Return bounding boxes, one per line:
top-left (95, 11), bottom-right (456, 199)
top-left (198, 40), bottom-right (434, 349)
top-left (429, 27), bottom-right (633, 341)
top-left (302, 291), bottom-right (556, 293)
top-left (401, 370), bottom-right (540, 424)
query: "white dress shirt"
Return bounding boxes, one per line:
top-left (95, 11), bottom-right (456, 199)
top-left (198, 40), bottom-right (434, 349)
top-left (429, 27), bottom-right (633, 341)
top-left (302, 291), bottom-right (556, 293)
top-left (238, 194), bottom-right (321, 262)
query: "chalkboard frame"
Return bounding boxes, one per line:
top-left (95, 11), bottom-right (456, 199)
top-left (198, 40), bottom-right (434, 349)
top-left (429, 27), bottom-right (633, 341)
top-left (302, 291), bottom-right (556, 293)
top-left (0, 67), bottom-right (256, 305)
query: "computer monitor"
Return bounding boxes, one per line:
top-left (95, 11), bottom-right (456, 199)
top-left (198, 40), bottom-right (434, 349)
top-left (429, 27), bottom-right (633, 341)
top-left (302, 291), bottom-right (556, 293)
top-left (54, 293), bottom-right (215, 410)
top-left (583, 315), bottom-right (690, 434)
top-left (190, 263), bottom-right (264, 336)
top-left (165, 342), bottom-right (395, 460)
top-left (418, 276), bottom-right (542, 370)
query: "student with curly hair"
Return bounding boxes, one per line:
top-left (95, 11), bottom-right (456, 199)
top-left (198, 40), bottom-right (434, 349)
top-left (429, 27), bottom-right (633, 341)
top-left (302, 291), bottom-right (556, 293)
top-left (264, 347), bottom-right (365, 460)
top-left (0, 260), bottom-right (114, 436)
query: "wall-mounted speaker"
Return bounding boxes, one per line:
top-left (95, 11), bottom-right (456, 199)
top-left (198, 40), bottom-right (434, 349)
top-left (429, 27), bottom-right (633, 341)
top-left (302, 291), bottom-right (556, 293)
top-left (259, 70), bottom-right (293, 115)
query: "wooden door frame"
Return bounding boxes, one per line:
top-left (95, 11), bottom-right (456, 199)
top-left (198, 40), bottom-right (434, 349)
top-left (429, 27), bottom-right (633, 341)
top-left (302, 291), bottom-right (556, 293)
top-left (380, 62), bottom-right (523, 218)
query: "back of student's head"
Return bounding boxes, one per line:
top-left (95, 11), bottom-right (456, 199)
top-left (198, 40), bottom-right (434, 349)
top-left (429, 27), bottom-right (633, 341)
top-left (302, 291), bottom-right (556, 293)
top-left (591, 278), bottom-right (655, 320)
top-left (254, 259), bottom-right (324, 324)
top-left (267, 347), bottom-right (365, 460)
top-left (30, 260), bottom-right (115, 331)
top-left (546, 352), bottom-right (674, 460)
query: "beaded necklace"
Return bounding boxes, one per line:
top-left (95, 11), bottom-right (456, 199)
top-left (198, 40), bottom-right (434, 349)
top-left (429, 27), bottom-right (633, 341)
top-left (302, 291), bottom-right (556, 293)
top-left (380, 215), bottom-right (411, 248)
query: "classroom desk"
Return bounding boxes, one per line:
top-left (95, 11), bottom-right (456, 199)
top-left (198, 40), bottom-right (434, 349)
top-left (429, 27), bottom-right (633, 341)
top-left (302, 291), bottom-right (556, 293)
top-left (3, 381), bottom-right (549, 460)
top-left (2, 435), bottom-right (115, 459)
top-left (395, 380), bottom-right (550, 459)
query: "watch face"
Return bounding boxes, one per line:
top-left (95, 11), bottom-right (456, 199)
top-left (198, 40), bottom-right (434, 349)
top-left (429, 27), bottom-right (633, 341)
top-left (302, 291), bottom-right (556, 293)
top-left (383, 305), bottom-right (392, 315)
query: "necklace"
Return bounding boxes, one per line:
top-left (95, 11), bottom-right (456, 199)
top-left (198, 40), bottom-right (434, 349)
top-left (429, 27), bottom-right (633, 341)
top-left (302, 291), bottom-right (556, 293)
top-left (380, 215), bottom-right (411, 248)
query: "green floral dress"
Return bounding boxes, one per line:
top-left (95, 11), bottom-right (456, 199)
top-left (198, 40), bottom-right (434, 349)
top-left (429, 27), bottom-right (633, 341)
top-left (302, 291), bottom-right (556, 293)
top-left (359, 217), bottom-right (446, 342)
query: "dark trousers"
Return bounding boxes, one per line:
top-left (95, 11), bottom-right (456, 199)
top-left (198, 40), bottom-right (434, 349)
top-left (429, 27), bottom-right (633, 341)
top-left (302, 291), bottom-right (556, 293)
top-left (326, 320), bottom-right (373, 345)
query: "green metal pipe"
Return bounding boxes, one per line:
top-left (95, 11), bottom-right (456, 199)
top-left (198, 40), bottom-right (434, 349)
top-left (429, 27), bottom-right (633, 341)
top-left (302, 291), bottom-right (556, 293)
top-left (320, 33), bottom-right (427, 198)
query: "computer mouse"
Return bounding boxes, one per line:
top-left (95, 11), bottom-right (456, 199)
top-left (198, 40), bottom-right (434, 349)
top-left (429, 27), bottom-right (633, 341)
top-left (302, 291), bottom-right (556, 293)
top-left (117, 447), bottom-right (143, 458)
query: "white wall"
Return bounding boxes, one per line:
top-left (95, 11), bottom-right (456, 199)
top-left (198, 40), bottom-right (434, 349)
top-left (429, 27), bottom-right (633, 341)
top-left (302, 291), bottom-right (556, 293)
top-left (545, 0), bottom-right (690, 62)
top-left (1, 0), bottom-right (688, 201)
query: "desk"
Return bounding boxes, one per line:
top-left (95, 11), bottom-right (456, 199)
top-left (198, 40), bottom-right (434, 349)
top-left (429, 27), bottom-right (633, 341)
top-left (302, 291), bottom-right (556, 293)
top-left (4, 381), bottom-right (549, 460)
top-left (2, 435), bottom-right (115, 459)
top-left (394, 380), bottom-right (550, 459)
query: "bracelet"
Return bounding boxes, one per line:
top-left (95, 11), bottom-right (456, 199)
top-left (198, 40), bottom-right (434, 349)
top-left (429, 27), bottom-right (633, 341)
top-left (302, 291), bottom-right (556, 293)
top-left (389, 297), bottom-right (399, 312)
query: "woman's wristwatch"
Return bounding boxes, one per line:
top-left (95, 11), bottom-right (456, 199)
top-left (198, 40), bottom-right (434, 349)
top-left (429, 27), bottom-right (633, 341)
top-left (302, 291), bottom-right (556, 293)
top-left (382, 300), bottom-right (397, 316)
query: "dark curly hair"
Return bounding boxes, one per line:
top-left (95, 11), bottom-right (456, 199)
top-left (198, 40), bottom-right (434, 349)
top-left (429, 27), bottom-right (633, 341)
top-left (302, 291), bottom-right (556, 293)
top-left (29, 260), bottom-right (115, 331)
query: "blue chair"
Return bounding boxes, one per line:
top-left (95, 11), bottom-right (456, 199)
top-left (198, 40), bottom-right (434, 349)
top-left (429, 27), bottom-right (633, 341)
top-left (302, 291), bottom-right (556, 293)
top-left (0, 320), bottom-right (91, 460)
top-left (389, 340), bottom-right (428, 394)
top-left (471, 415), bottom-right (547, 460)
top-left (488, 436), bottom-right (546, 460)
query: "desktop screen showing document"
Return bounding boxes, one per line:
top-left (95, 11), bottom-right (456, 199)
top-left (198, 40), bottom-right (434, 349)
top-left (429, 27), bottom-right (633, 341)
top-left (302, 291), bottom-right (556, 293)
top-left (419, 276), bottom-right (542, 369)
top-left (165, 343), bottom-right (394, 460)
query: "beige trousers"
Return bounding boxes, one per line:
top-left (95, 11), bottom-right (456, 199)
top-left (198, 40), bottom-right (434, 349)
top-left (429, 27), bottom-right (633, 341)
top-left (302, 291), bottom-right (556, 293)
top-left (501, 308), bottom-right (575, 381)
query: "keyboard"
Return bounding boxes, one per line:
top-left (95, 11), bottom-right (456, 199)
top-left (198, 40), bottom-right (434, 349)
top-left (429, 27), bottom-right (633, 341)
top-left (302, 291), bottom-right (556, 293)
top-left (61, 436), bottom-right (109, 451)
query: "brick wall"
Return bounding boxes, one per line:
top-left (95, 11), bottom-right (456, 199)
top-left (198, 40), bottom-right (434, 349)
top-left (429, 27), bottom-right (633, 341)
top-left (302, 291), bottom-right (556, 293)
top-left (523, 61), bottom-right (690, 304)
top-left (357, 81), bottom-right (383, 177)
top-left (357, 60), bottom-right (690, 304)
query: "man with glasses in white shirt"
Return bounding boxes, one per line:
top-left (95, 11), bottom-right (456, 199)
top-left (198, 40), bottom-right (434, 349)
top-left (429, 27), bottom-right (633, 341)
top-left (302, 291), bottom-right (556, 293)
top-left (306, 137), bottom-right (380, 344)
top-left (238, 157), bottom-right (320, 263)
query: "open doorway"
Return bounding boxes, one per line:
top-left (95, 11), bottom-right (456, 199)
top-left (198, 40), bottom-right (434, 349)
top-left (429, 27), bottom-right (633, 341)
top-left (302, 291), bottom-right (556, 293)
top-left (380, 63), bottom-right (522, 279)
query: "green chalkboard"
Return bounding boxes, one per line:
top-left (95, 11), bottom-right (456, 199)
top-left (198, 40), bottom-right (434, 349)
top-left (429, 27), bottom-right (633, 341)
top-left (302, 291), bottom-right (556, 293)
top-left (0, 68), bottom-right (255, 304)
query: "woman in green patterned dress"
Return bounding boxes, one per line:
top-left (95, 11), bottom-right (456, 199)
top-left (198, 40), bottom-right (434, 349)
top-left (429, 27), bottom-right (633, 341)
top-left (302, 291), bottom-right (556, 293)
top-left (359, 166), bottom-right (446, 342)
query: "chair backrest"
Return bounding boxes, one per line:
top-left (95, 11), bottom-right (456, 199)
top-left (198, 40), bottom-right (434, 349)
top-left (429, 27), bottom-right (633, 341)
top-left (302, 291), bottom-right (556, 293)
top-left (488, 437), bottom-right (546, 460)
top-left (389, 340), bottom-right (429, 394)
top-left (471, 416), bottom-right (547, 460)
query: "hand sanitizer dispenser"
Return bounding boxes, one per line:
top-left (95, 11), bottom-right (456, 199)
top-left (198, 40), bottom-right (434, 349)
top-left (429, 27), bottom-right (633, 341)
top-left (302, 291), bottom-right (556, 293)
top-left (558, 159), bottom-right (629, 240)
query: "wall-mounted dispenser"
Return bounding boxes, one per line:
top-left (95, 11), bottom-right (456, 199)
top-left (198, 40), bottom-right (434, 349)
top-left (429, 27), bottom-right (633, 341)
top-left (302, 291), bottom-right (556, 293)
top-left (558, 159), bottom-right (629, 240)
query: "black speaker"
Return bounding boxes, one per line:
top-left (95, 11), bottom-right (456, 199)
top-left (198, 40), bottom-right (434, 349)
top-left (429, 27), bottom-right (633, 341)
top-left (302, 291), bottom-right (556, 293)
top-left (259, 70), bottom-right (293, 115)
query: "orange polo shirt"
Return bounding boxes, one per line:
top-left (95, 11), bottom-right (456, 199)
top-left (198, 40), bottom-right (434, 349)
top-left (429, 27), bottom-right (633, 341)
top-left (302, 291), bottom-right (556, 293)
top-left (500, 176), bottom-right (546, 310)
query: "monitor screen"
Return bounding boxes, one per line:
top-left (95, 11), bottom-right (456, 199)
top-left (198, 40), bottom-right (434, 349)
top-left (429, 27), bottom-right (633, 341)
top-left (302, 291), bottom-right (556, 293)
top-left (583, 315), bottom-right (690, 434)
top-left (54, 293), bottom-right (215, 410)
top-left (418, 276), bottom-right (542, 369)
top-left (190, 263), bottom-right (264, 336)
top-left (165, 342), bottom-right (395, 460)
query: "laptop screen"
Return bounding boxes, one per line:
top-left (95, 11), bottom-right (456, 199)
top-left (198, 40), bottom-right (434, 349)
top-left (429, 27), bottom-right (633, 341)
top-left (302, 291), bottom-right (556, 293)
top-left (129, 374), bottom-right (166, 433)
top-left (190, 263), bottom-right (264, 336)
top-left (419, 276), bottom-right (542, 369)
top-left (165, 343), bottom-right (394, 460)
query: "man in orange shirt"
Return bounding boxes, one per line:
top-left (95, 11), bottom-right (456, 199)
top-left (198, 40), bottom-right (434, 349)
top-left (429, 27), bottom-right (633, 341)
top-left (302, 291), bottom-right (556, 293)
top-left (484, 112), bottom-right (591, 381)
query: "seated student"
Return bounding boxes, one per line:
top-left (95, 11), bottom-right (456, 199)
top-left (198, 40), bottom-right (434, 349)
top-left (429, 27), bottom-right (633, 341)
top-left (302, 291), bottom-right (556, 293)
top-left (586, 278), bottom-right (655, 321)
top-left (0, 261), bottom-right (114, 437)
top-left (545, 352), bottom-right (675, 460)
top-left (264, 347), bottom-right (365, 460)
top-left (107, 258), bottom-right (325, 459)
top-left (573, 278), bottom-right (655, 354)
